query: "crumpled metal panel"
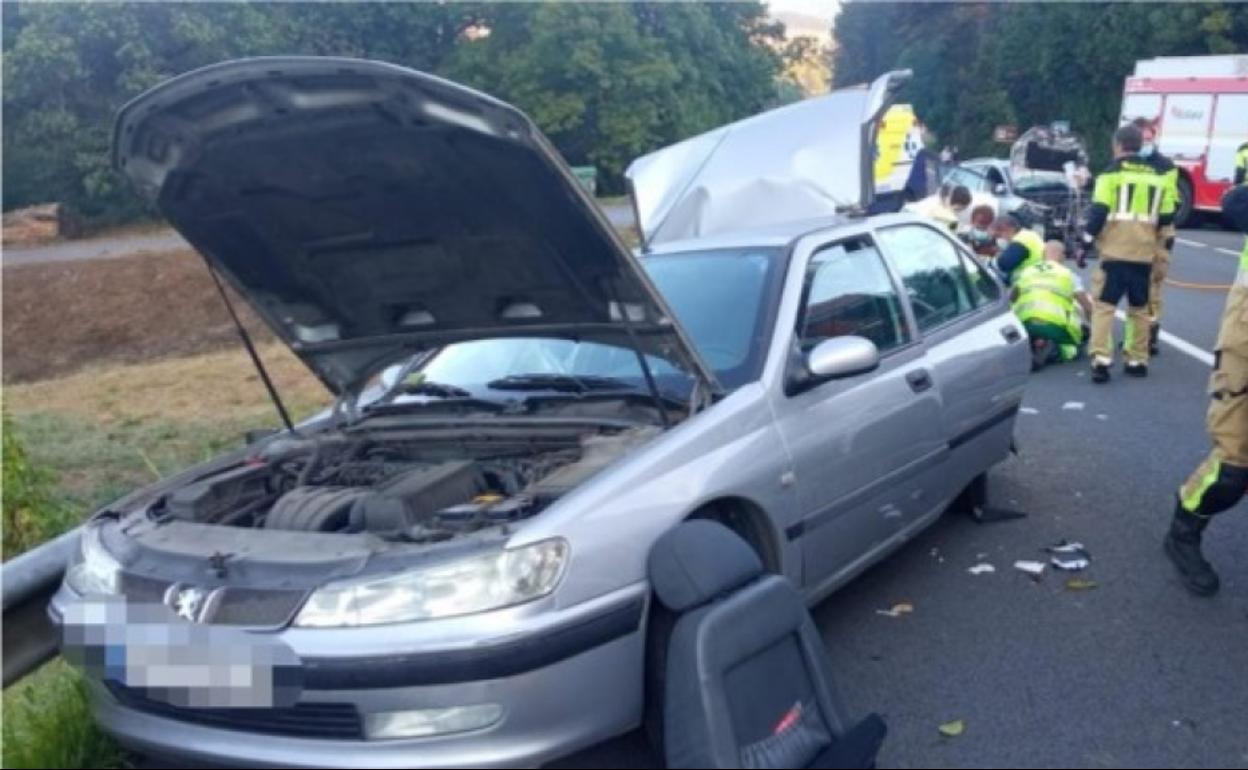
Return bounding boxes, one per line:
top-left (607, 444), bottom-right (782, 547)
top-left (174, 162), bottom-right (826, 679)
top-left (626, 71), bottom-right (911, 248)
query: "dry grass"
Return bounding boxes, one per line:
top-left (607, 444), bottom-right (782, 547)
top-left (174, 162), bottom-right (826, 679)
top-left (5, 342), bottom-right (329, 426)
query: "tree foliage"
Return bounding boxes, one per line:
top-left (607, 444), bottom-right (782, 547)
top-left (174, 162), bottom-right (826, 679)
top-left (2, 2), bottom-right (783, 224)
top-left (833, 2), bottom-right (1248, 166)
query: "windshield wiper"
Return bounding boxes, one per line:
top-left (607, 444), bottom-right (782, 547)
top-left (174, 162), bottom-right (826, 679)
top-left (398, 380), bottom-right (472, 399)
top-left (363, 396), bottom-right (506, 416)
top-left (486, 373), bottom-right (636, 393)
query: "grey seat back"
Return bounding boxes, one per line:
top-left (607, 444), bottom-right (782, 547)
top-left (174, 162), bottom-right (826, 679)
top-left (649, 521), bottom-right (885, 769)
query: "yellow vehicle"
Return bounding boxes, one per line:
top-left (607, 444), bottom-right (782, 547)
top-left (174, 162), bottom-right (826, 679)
top-left (873, 103), bottom-right (927, 199)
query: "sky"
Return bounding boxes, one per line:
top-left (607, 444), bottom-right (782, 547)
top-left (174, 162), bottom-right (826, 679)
top-left (767, 0), bottom-right (840, 25)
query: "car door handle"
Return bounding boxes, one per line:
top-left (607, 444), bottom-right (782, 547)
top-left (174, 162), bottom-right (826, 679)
top-left (1001, 326), bottom-right (1023, 344)
top-left (906, 369), bottom-right (933, 393)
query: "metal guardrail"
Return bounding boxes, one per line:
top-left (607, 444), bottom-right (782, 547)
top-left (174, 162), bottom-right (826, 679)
top-left (3, 527), bottom-right (78, 685)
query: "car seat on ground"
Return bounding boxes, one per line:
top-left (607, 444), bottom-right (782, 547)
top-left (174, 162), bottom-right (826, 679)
top-left (648, 520), bottom-right (887, 769)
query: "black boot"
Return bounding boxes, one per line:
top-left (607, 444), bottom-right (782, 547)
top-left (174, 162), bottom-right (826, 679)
top-left (1149, 323), bottom-right (1161, 356)
top-left (1164, 506), bottom-right (1220, 596)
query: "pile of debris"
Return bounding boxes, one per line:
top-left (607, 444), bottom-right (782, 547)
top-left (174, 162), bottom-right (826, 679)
top-left (1, 203), bottom-right (81, 247)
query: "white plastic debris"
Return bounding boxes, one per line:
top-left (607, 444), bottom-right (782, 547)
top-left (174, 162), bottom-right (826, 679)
top-left (1096, 414), bottom-right (1108, 421)
top-left (968, 563), bottom-right (996, 576)
top-left (1014, 560), bottom-right (1046, 576)
top-left (1051, 557), bottom-right (1090, 571)
top-left (1062, 401), bottom-right (1085, 411)
top-left (1047, 541), bottom-right (1087, 554)
top-left (1020, 407), bottom-right (1040, 415)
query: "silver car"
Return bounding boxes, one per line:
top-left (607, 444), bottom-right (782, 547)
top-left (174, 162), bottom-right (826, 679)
top-left (51, 57), bottom-right (1029, 768)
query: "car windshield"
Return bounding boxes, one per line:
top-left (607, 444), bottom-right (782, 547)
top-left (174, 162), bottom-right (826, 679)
top-left (391, 247), bottom-right (781, 403)
top-left (1013, 169), bottom-right (1070, 192)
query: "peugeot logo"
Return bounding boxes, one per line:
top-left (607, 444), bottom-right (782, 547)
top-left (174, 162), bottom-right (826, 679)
top-left (165, 585), bottom-right (211, 623)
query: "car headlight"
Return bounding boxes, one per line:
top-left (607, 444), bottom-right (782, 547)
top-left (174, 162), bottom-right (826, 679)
top-left (294, 539), bottom-right (569, 628)
top-left (65, 525), bottom-right (122, 595)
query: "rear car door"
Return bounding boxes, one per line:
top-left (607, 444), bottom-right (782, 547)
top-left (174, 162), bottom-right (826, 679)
top-left (772, 234), bottom-right (947, 596)
top-left (874, 222), bottom-right (1028, 513)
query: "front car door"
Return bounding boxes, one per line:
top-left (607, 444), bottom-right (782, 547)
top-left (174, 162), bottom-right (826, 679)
top-left (874, 221), bottom-right (1029, 514)
top-left (770, 232), bottom-right (947, 600)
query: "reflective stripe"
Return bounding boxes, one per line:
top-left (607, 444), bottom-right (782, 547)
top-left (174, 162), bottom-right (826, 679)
top-left (1109, 211), bottom-right (1159, 223)
top-left (1182, 457), bottom-right (1222, 513)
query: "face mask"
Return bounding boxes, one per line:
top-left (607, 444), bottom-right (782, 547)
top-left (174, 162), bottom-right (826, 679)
top-left (1141, 143), bottom-right (1155, 157)
top-left (970, 228), bottom-right (989, 241)
top-left (997, 237), bottom-right (1011, 251)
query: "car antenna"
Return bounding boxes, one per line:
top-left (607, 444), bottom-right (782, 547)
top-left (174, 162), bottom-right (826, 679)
top-left (201, 257), bottom-right (297, 434)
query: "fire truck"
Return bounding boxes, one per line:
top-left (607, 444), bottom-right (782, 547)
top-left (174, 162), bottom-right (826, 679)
top-left (1120, 55), bottom-right (1248, 225)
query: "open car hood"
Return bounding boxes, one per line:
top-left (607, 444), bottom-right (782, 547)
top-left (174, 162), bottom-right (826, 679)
top-left (114, 57), bottom-right (720, 397)
top-left (625, 70), bottom-right (911, 248)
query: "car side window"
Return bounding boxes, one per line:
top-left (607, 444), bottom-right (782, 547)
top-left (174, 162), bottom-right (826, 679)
top-left (797, 238), bottom-right (910, 354)
top-left (876, 225), bottom-right (978, 332)
top-left (959, 250), bottom-right (1002, 305)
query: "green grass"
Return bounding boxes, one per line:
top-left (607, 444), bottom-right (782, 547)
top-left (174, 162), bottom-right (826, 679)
top-left (11, 409), bottom-right (270, 521)
top-left (2, 661), bottom-right (126, 769)
top-left (2, 408), bottom-right (279, 769)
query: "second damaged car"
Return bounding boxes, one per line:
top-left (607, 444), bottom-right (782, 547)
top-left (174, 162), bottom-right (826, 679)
top-left (53, 57), bottom-right (1029, 768)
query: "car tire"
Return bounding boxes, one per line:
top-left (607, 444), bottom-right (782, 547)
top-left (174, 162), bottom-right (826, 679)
top-left (1175, 175), bottom-right (1194, 228)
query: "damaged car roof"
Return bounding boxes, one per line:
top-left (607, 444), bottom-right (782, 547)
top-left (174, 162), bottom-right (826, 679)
top-left (113, 57), bottom-right (719, 397)
top-left (625, 70), bottom-right (911, 249)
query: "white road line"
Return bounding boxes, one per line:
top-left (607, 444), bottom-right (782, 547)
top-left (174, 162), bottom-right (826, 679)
top-left (1216, 247), bottom-right (1240, 257)
top-left (1113, 309), bottom-right (1215, 367)
top-left (1176, 238), bottom-right (1207, 248)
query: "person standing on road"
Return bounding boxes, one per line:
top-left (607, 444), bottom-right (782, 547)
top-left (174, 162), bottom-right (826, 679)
top-left (1235, 140), bottom-right (1247, 185)
top-left (1164, 182), bottom-right (1248, 596)
top-left (1134, 117), bottom-right (1178, 357)
top-left (1081, 124), bottom-right (1174, 383)
top-left (991, 214), bottom-right (1045, 284)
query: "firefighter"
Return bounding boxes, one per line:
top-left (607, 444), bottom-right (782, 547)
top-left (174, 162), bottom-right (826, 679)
top-left (1134, 117), bottom-right (1178, 357)
top-left (991, 214), bottom-right (1045, 285)
top-left (1082, 124), bottom-right (1174, 383)
top-left (1165, 182), bottom-right (1248, 596)
top-left (1011, 241), bottom-right (1091, 369)
top-left (1235, 140), bottom-right (1247, 186)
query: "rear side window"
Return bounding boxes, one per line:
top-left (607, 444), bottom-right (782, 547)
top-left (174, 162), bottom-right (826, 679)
top-left (798, 238), bottom-right (909, 353)
top-left (876, 225), bottom-right (977, 332)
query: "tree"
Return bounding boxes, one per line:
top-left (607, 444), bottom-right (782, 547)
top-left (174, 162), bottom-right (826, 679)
top-left (3, 1), bottom-right (782, 220)
top-left (831, 1), bottom-right (1248, 168)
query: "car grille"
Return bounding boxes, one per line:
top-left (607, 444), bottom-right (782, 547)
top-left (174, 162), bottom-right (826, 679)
top-left (107, 682), bottom-right (364, 740)
top-left (119, 573), bottom-right (308, 627)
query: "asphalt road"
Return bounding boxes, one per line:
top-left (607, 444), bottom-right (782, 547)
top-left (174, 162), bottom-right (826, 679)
top-left (568, 227), bottom-right (1248, 769)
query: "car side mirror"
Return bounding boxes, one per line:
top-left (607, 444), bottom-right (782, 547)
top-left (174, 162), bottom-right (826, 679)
top-left (806, 336), bottom-right (881, 380)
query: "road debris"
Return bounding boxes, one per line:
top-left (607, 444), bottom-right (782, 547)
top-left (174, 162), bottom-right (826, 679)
top-left (938, 719), bottom-right (965, 738)
top-left (1051, 556), bottom-right (1090, 571)
top-left (1096, 414), bottom-right (1108, 421)
top-left (1014, 560), bottom-right (1046, 576)
top-left (1062, 401), bottom-right (1085, 411)
top-left (1065, 578), bottom-right (1098, 591)
top-left (1020, 406), bottom-right (1040, 415)
top-left (876, 602), bottom-right (914, 618)
top-left (968, 563), bottom-right (996, 575)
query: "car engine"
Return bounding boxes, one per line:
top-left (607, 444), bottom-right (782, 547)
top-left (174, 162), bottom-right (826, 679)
top-left (148, 426), bottom-right (657, 543)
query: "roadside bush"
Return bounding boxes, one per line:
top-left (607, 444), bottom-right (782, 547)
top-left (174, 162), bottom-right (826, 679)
top-left (2, 660), bottom-right (123, 769)
top-left (2, 412), bottom-right (77, 558)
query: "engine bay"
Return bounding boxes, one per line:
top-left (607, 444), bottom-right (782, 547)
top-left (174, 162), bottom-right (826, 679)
top-left (146, 425), bottom-right (660, 544)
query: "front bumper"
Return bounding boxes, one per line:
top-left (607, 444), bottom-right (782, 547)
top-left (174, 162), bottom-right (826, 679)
top-left (51, 582), bottom-right (648, 768)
